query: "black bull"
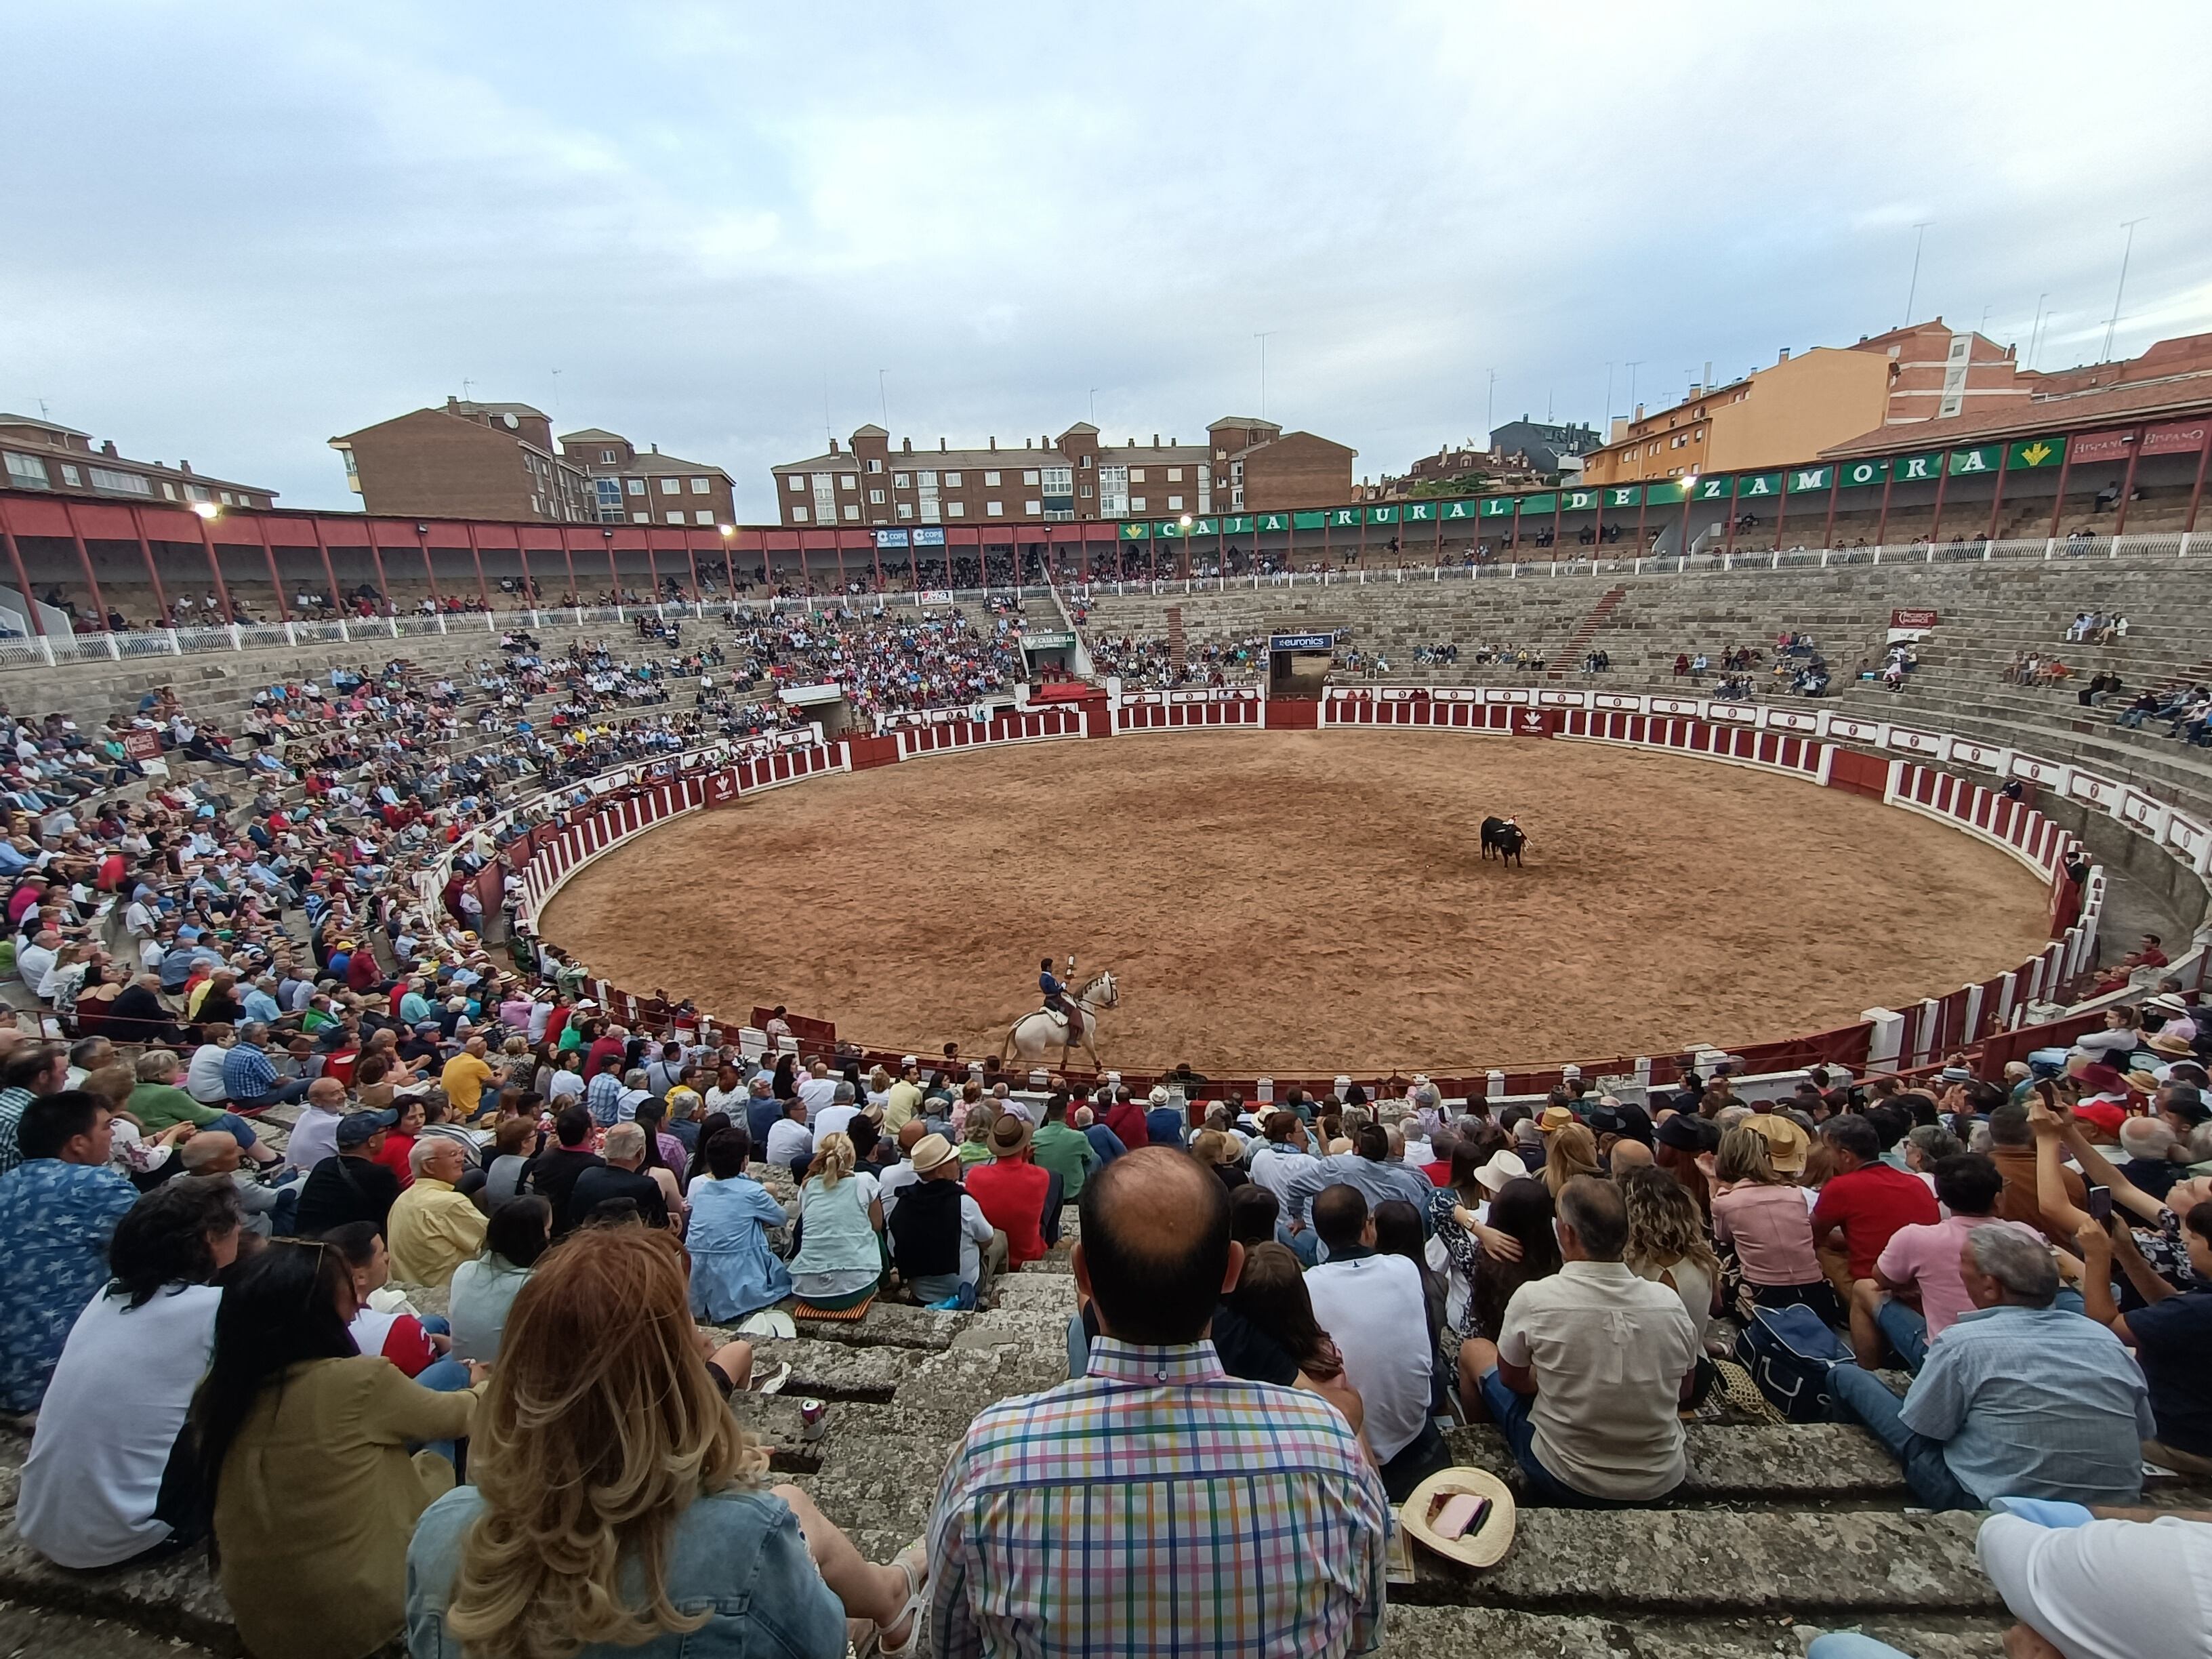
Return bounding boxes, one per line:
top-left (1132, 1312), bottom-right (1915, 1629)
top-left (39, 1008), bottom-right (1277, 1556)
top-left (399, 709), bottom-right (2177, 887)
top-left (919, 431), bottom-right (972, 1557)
top-left (1480, 817), bottom-right (1528, 867)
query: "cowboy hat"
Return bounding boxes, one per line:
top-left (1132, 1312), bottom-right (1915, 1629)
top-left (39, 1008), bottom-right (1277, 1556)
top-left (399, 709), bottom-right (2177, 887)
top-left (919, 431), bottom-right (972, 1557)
top-left (910, 1133), bottom-right (957, 1174)
top-left (1400, 1467), bottom-right (1516, 1570)
top-left (1475, 1149), bottom-right (1529, 1194)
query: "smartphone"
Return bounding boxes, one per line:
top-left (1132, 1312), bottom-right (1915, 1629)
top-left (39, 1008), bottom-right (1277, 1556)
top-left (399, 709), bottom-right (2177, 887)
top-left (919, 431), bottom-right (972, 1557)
top-left (1431, 1493), bottom-right (1491, 1540)
top-left (2087, 1185), bottom-right (2114, 1223)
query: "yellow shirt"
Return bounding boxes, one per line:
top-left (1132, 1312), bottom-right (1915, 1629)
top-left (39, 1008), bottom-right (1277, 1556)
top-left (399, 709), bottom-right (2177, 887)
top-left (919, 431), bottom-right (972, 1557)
top-left (386, 1177), bottom-right (488, 1288)
top-left (440, 1052), bottom-right (497, 1119)
top-left (883, 1080), bottom-right (923, 1133)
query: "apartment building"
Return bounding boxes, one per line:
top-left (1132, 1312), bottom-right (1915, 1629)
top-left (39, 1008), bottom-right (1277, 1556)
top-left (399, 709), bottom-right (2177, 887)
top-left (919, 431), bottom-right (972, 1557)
top-left (1582, 321), bottom-right (2037, 487)
top-left (0, 413), bottom-right (277, 509)
top-left (769, 416), bottom-right (1353, 527)
top-left (558, 428), bottom-right (737, 528)
top-left (329, 398), bottom-right (735, 526)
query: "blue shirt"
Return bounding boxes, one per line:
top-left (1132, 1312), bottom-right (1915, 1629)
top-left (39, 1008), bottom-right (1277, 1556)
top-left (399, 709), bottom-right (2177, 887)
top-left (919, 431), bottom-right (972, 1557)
top-left (241, 989), bottom-right (281, 1025)
top-left (1900, 1303), bottom-right (2155, 1504)
top-left (586, 1071), bottom-right (628, 1129)
top-left (1082, 1124), bottom-right (1127, 1166)
top-left (409, 1483), bottom-right (845, 1659)
top-left (0, 1160), bottom-right (138, 1410)
top-left (687, 1176), bottom-right (794, 1322)
top-left (221, 1044), bottom-right (278, 1102)
top-left (1145, 1105), bottom-right (1187, 1148)
top-left (1275, 1151), bottom-right (1437, 1237)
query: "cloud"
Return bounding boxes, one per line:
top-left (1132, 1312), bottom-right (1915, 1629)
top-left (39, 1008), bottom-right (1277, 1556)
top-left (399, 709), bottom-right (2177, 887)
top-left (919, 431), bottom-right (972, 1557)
top-left (2, 0), bottom-right (2209, 516)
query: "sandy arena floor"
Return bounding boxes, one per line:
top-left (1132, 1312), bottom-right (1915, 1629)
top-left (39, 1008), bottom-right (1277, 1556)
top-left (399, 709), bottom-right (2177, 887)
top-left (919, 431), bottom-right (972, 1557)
top-left (541, 731), bottom-right (2055, 1073)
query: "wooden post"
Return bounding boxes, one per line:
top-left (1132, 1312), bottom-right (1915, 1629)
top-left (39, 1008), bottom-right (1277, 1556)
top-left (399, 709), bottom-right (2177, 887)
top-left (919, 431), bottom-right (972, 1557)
top-left (1875, 468), bottom-right (1897, 547)
top-left (1822, 466), bottom-right (1842, 548)
top-left (126, 504), bottom-right (170, 623)
top-left (193, 509), bottom-right (236, 623)
top-left (0, 504), bottom-right (45, 636)
top-left (252, 514), bottom-right (291, 620)
top-left (1927, 462), bottom-right (1952, 547)
top-left (464, 523), bottom-right (492, 611)
top-left (2047, 442), bottom-right (2074, 541)
top-left (2113, 428), bottom-right (2145, 536)
top-left (58, 500), bottom-right (112, 630)
top-left (1984, 445), bottom-right (2013, 541)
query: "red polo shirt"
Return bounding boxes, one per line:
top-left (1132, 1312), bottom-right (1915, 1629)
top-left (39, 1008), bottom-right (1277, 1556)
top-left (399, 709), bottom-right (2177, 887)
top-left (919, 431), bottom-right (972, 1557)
top-left (1100, 1098), bottom-right (1149, 1151)
top-left (966, 1155), bottom-right (1050, 1265)
top-left (1809, 1162), bottom-right (1940, 1280)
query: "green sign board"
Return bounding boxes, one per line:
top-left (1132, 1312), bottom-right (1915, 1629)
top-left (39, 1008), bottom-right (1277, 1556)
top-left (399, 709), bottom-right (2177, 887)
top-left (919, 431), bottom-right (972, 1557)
top-left (1254, 512), bottom-right (1290, 533)
top-left (1217, 514), bottom-right (1254, 534)
top-left (1119, 521), bottom-right (1148, 540)
top-left (1402, 501), bottom-right (1437, 522)
top-left (1692, 475), bottom-right (1733, 501)
top-left (1519, 493), bottom-right (1558, 514)
top-left (1785, 465), bottom-right (1832, 493)
top-left (1837, 458), bottom-right (1889, 488)
top-left (1603, 485), bottom-right (1642, 508)
top-left (1366, 506), bottom-right (1398, 525)
top-left (1477, 497), bottom-right (1516, 518)
top-left (1023, 632), bottom-right (1076, 648)
top-left (1559, 489), bottom-right (1595, 512)
top-left (1946, 445), bottom-right (2000, 476)
top-left (1890, 452), bottom-right (1944, 483)
top-left (1291, 510), bottom-right (1326, 531)
top-left (1734, 472), bottom-right (1784, 500)
top-left (2008, 436), bottom-right (2064, 470)
top-left (1643, 479), bottom-right (1690, 506)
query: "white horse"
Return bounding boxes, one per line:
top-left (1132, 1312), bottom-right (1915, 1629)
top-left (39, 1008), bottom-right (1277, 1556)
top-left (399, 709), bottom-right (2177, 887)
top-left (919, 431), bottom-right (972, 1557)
top-left (1000, 970), bottom-right (1119, 1072)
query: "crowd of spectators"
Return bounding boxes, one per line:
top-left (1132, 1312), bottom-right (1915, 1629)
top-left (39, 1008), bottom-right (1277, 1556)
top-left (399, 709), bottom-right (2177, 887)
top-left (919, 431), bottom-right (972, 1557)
top-left (1, 605), bottom-right (2210, 1656)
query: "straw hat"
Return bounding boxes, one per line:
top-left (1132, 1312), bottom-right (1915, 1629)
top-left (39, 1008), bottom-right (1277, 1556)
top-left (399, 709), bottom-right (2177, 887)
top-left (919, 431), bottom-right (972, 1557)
top-left (1400, 1467), bottom-right (1517, 1569)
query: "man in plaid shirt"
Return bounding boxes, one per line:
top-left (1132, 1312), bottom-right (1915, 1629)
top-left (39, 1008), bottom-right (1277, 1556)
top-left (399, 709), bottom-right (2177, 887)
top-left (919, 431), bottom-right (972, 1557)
top-left (927, 1147), bottom-right (1391, 1657)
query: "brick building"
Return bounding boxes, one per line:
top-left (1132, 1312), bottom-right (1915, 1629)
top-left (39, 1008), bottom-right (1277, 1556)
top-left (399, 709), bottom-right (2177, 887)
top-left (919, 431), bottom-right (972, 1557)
top-left (558, 427), bottom-right (737, 529)
top-left (1582, 321), bottom-right (2039, 487)
top-left (0, 413), bottom-right (276, 510)
top-left (329, 398), bottom-right (735, 527)
top-left (768, 416), bottom-right (1352, 527)
top-left (1364, 441), bottom-right (1544, 501)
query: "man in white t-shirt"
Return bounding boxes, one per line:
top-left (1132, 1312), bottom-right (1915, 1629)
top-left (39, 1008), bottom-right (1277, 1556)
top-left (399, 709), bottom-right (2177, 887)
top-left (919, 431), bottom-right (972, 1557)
top-left (796, 1059), bottom-right (840, 1126)
top-left (1301, 1183), bottom-right (1446, 1501)
top-left (764, 1097), bottom-right (815, 1172)
top-left (813, 1082), bottom-right (865, 1145)
top-left (1466, 1174), bottom-right (1699, 1507)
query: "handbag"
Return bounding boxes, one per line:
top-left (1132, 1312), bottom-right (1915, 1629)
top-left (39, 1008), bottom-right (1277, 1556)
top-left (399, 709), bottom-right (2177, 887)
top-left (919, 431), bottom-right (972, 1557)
top-left (1731, 1303), bottom-right (1851, 1422)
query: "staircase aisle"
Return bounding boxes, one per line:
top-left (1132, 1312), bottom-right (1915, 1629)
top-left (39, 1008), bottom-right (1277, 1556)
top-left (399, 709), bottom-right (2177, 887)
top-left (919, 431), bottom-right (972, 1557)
top-left (1548, 584), bottom-right (1628, 680)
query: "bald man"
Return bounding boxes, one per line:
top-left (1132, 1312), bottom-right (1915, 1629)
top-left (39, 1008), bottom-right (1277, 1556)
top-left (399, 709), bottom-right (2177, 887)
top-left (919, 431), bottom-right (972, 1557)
top-left (926, 1149), bottom-right (1389, 1658)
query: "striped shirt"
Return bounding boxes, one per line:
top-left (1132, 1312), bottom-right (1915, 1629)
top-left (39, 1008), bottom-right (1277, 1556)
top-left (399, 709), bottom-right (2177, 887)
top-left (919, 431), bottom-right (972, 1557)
top-left (927, 1336), bottom-right (1389, 1658)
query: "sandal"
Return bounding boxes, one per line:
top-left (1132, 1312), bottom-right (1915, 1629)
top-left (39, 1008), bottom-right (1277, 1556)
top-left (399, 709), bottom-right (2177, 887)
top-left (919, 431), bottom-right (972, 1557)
top-left (749, 1360), bottom-right (792, 1395)
top-left (857, 1539), bottom-right (928, 1659)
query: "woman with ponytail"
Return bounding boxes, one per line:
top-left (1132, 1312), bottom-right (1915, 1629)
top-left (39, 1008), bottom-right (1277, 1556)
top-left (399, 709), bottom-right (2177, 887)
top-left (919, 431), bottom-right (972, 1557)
top-left (784, 1131), bottom-right (884, 1312)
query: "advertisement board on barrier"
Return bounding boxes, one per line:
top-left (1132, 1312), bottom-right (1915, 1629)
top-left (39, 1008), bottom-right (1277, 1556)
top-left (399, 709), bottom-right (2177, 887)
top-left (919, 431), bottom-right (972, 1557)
top-left (1269, 632), bottom-right (1334, 652)
top-left (918, 588), bottom-right (954, 605)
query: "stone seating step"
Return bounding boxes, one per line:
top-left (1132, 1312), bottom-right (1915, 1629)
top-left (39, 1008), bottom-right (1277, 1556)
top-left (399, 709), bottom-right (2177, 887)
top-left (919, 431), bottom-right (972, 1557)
top-left (1385, 1605), bottom-right (2007, 1658)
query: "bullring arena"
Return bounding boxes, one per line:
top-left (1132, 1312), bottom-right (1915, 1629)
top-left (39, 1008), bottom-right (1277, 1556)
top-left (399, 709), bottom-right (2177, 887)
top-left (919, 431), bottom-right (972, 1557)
top-left (543, 729), bottom-right (2056, 1073)
top-left (3, 490), bottom-right (2212, 1658)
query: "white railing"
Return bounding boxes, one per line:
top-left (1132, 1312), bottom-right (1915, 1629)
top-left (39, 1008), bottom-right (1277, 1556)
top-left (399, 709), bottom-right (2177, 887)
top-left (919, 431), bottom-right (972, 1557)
top-left (0, 584), bottom-right (1063, 672)
top-left (1061, 529), bottom-right (2202, 599)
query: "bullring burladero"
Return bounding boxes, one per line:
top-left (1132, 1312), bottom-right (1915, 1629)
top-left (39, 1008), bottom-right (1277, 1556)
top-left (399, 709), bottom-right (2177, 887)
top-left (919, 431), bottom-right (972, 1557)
top-left (541, 729), bottom-right (2052, 1071)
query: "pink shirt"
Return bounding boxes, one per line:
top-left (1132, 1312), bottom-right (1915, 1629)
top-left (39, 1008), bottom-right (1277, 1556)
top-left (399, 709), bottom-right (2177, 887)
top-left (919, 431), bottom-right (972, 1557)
top-left (1875, 1214), bottom-right (2045, 1339)
top-left (1711, 1183), bottom-right (1820, 1286)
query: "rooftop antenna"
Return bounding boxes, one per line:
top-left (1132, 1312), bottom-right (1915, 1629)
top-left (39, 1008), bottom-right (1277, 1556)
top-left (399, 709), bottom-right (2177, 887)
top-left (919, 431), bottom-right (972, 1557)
top-left (549, 368), bottom-right (561, 413)
top-left (462, 378), bottom-right (474, 401)
top-left (2027, 293), bottom-right (2049, 369)
top-left (1903, 222), bottom-right (1932, 323)
top-left (1254, 332), bottom-right (1276, 419)
top-left (1485, 369), bottom-right (1496, 447)
top-left (878, 369), bottom-right (889, 429)
top-left (1626, 361), bottom-right (1643, 414)
top-left (2102, 218), bottom-right (2148, 361)
top-left (1090, 388), bottom-right (1098, 424)
top-left (36, 398), bottom-right (49, 422)
top-left (1603, 362), bottom-right (1614, 425)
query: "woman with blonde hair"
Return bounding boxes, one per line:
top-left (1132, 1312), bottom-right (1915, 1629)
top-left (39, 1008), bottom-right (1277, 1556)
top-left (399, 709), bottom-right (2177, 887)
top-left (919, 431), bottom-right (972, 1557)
top-left (1539, 1122), bottom-right (1599, 1200)
top-left (407, 1225), bottom-right (926, 1658)
top-left (1619, 1164), bottom-right (1722, 1349)
top-left (1704, 1125), bottom-right (1839, 1322)
top-left (785, 1132), bottom-right (884, 1311)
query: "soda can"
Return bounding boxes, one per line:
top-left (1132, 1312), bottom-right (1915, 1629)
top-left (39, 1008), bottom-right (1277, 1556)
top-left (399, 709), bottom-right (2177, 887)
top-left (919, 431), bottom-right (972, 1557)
top-left (799, 1398), bottom-right (827, 1441)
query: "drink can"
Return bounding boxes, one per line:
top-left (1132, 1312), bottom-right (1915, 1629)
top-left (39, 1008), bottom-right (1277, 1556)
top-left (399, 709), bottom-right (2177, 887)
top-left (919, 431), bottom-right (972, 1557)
top-left (798, 1398), bottom-right (827, 1440)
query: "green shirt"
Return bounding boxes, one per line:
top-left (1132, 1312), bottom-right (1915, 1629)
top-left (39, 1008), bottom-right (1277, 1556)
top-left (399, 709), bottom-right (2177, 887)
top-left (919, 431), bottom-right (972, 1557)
top-left (129, 1082), bottom-right (224, 1132)
top-left (1031, 1120), bottom-right (1100, 1199)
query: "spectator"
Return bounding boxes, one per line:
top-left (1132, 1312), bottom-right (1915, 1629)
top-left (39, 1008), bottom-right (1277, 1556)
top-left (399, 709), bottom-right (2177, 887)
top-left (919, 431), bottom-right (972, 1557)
top-left (1276, 1120), bottom-right (1435, 1263)
top-left (2075, 1205), bottom-right (2212, 1477)
top-left (386, 1136), bottom-right (489, 1287)
top-left (1810, 1113), bottom-right (1939, 1307)
top-left (565, 1122), bottom-right (672, 1231)
top-left (1620, 1164), bottom-right (1721, 1359)
top-left (291, 1109), bottom-right (403, 1237)
top-left (1705, 1125), bottom-right (1839, 1321)
top-left (283, 1075), bottom-right (354, 1175)
top-left (966, 1111), bottom-right (1054, 1266)
top-left (439, 1035), bottom-right (497, 1122)
top-left (479, 1115), bottom-right (538, 1204)
top-left (328, 1221), bottom-right (460, 1383)
top-left (1098, 1084), bottom-right (1149, 1151)
top-left (1249, 1108), bottom-right (1317, 1197)
top-left (448, 1195), bottom-right (553, 1363)
top-left (1303, 1183), bottom-right (1448, 1499)
top-left (787, 1130), bottom-right (882, 1310)
top-left (375, 1095), bottom-right (427, 1189)
top-left (687, 1128), bottom-right (796, 1322)
top-left (407, 1224), bottom-right (922, 1658)
top-left (928, 1147), bottom-right (1388, 1656)
top-left (523, 1105), bottom-right (602, 1235)
top-left (1460, 1174), bottom-right (1700, 1507)
top-left (220, 1022), bottom-right (312, 1111)
top-left (0, 1040), bottom-right (68, 1173)
top-left (764, 1094), bottom-right (813, 1174)
top-left (1828, 1225), bottom-right (2154, 1509)
top-left (1029, 1092), bottom-right (1099, 1206)
top-left (17, 1176), bottom-right (241, 1568)
top-left (0, 1090), bottom-right (139, 1412)
top-left (886, 1131), bottom-right (1001, 1309)
top-left (190, 1238), bottom-right (483, 1659)
top-left (1862, 1152), bottom-right (2043, 1372)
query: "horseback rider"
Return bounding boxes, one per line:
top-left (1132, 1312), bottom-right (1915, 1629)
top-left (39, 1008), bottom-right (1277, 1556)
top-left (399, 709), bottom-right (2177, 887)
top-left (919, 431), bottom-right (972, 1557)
top-left (1039, 956), bottom-right (1084, 1040)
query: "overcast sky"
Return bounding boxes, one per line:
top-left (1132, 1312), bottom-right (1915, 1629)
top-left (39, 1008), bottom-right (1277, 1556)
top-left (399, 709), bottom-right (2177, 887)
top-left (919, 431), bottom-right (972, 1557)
top-left (6, 1), bottom-right (2210, 516)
